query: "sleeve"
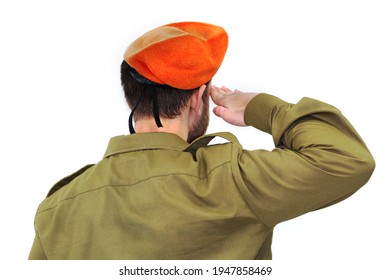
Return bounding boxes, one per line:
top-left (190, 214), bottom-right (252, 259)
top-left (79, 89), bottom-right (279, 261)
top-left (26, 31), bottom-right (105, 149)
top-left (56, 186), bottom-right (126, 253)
top-left (233, 93), bottom-right (375, 228)
top-left (28, 233), bottom-right (47, 260)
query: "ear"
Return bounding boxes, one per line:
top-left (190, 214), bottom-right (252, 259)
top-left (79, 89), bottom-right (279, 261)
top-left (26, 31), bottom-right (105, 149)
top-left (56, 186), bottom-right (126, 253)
top-left (189, 84), bottom-right (207, 116)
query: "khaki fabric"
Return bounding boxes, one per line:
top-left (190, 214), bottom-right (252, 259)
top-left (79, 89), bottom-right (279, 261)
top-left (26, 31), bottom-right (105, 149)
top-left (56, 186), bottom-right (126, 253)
top-left (29, 94), bottom-right (375, 260)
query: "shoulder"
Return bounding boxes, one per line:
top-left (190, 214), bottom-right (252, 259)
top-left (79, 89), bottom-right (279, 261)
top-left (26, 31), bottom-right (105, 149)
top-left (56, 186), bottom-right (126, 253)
top-left (46, 164), bottom-right (95, 197)
top-left (185, 132), bottom-right (242, 157)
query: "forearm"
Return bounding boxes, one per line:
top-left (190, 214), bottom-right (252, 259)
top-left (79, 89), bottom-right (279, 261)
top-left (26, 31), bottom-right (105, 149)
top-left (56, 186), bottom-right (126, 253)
top-left (244, 93), bottom-right (374, 161)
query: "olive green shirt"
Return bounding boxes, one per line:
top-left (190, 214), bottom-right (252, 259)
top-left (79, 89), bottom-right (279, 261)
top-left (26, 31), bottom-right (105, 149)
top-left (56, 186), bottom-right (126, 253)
top-left (29, 93), bottom-right (375, 260)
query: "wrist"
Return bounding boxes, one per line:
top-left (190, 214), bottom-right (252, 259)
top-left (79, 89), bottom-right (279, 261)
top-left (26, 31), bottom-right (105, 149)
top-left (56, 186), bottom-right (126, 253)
top-left (244, 93), bottom-right (285, 132)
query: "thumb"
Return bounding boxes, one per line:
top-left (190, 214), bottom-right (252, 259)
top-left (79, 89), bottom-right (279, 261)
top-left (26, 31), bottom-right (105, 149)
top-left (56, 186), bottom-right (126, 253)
top-left (213, 106), bottom-right (228, 119)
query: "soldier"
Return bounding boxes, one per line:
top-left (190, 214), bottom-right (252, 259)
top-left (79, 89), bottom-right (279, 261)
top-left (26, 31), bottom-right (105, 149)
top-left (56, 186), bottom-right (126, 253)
top-left (29, 21), bottom-right (375, 260)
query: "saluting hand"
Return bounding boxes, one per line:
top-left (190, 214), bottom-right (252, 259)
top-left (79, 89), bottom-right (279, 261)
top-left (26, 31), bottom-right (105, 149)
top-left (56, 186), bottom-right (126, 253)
top-left (210, 85), bottom-right (258, 127)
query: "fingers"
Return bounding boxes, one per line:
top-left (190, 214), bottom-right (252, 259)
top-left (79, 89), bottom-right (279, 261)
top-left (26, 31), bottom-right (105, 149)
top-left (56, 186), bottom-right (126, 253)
top-left (210, 85), bottom-right (234, 123)
top-left (220, 86), bottom-right (233, 93)
top-left (212, 85), bottom-right (233, 95)
top-left (210, 85), bottom-right (233, 105)
top-left (209, 86), bottom-right (223, 105)
top-left (210, 85), bottom-right (256, 127)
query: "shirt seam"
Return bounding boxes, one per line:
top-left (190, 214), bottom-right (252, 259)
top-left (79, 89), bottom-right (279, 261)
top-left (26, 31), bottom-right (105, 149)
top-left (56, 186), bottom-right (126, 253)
top-left (104, 144), bottom-right (187, 157)
top-left (36, 160), bottom-right (232, 216)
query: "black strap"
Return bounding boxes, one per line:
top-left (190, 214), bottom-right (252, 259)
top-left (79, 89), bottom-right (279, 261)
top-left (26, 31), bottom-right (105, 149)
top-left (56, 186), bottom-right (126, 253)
top-left (152, 89), bottom-right (163, 128)
top-left (128, 94), bottom-right (143, 134)
top-left (129, 87), bottom-right (163, 134)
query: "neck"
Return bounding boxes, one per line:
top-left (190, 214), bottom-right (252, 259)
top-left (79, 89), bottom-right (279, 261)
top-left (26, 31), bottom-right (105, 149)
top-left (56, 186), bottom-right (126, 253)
top-left (134, 115), bottom-right (189, 141)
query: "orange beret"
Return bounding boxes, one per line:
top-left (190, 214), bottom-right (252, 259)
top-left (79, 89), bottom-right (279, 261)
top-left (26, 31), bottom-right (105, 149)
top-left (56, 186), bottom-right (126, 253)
top-left (123, 22), bottom-right (228, 90)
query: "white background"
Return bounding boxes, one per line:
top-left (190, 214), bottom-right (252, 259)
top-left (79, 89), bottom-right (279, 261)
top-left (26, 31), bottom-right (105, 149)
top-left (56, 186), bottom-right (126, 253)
top-left (1, 0), bottom-right (389, 279)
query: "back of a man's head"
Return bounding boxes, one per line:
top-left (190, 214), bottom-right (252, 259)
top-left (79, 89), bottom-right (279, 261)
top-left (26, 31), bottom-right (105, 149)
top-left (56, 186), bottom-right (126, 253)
top-left (120, 60), bottom-right (200, 121)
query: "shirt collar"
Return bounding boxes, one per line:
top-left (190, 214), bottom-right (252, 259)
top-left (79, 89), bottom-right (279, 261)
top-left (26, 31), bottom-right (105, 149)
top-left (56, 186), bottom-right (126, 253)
top-left (103, 132), bottom-right (189, 158)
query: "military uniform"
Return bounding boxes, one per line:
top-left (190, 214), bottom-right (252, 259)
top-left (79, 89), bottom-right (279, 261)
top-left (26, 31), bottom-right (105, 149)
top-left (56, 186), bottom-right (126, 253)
top-left (29, 93), bottom-right (375, 259)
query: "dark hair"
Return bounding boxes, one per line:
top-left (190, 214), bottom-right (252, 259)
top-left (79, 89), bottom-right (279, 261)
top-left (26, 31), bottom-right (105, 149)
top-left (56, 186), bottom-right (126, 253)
top-left (120, 60), bottom-right (209, 121)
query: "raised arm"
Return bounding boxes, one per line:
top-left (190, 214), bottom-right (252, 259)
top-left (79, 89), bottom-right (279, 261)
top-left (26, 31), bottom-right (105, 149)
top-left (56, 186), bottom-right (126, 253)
top-left (210, 86), bottom-right (375, 228)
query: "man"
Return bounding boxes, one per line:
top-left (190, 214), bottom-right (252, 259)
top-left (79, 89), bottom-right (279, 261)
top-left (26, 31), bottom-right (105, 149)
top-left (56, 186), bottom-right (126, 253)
top-left (29, 22), bottom-right (375, 260)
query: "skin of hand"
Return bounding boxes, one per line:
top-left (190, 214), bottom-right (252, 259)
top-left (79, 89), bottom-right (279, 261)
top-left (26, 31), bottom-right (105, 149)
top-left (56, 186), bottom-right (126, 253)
top-left (210, 85), bottom-right (258, 126)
